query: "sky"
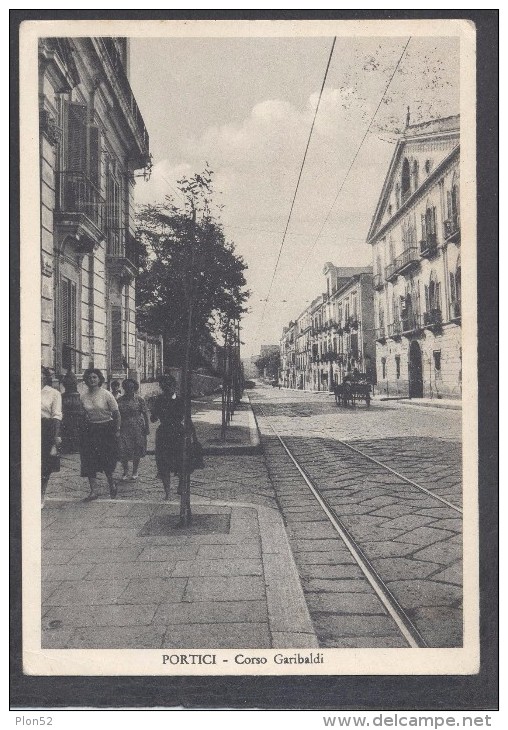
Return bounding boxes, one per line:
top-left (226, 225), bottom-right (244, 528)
top-left (129, 35), bottom-right (459, 357)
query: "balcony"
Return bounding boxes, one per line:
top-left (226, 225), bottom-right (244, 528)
top-left (347, 316), bottom-right (359, 330)
top-left (400, 311), bottom-right (424, 335)
top-left (55, 171), bottom-right (105, 252)
top-left (100, 38), bottom-right (150, 165)
top-left (423, 308), bottom-right (443, 330)
top-left (107, 229), bottom-right (140, 281)
top-left (449, 300), bottom-right (461, 322)
top-left (420, 232), bottom-right (438, 258)
top-left (376, 326), bottom-right (387, 342)
top-left (372, 273), bottom-right (384, 290)
top-left (387, 320), bottom-right (402, 339)
top-left (443, 213), bottom-right (460, 243)
top-left (385, 247), bottom-right (420, 282)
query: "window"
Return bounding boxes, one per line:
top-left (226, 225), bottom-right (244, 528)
top-left (388, 204), bottom-right (392, 217)
top-left (395, 355), bottom-right (401, 379)
top-left (412, 160), bottom-right (419, 190)
top-left (425, 159), bottom-right (432, 174)
top-left (425, 271), bottom-right (441, 314)
top-left (421, 205), bottom-right (437, 242)
top-left (111, 304), bottom-right (123, 370)
top-left (61, 276), bottom-right (77, 370)
top-left (433, 350), bottom-right (441, 372)
top-left (401, 158), bottom-right (411, 202)
top-left (381, 357), bottom-right (387, 379)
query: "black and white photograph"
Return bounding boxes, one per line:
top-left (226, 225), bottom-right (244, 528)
top-left (18, 16), bottom-right (485, 684)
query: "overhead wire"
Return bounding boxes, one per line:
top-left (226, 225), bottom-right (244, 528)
top-left (291, 36), bottom-right (412, 288)
top-left (255, 36), bottom-right (337, 337)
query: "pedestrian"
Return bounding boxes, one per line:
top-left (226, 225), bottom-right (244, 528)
top-left (41, 366), bottom-right (62, 508)
top-left (79, 368), bottom-right (120, 501)
top-left (150, 375), bottom-right (185, 500)
top-left (110, 379), bottom-right (122, 400)
top-left (118, 378), bottom-right (149, 482)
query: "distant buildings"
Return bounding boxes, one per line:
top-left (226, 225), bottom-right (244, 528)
top-left (39, 37), bottom-right (158, 387)
top-left (280, 265), bottom-right (375, 391)
top-left (367, 115), bottom-right (461, 399)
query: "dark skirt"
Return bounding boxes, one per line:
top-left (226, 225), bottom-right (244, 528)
top-left (41, 418), bottom-right (58, 479)
top-left (155, 422), bottom-right (184, 478)
top-left (80, 421), bottom-right (118, 478)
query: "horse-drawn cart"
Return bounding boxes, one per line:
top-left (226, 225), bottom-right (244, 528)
top-left (334, 381), bottom-right (371, 407)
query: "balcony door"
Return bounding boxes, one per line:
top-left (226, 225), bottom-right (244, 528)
top-left (408, 339), bottom-right (423, 398)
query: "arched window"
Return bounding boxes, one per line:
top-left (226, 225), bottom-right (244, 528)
top-left (401, 158), bottom-right (411, 202)
top-left (395, 182), bottom-right (401, 210)
top-left (449, 254), bottom-right (461, 318)
top-left (421, 199), bottom-right (437, 245)
top-left (412, 159), bottom-right (419, 190)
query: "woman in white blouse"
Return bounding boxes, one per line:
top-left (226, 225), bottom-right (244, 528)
top-left (79, 368), bottom-right (121, 501)
top-left (41, 367), bottom-right (62, 506)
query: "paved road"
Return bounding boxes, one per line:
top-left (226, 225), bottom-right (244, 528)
top-left (250, 386), bottom-right (463, 648)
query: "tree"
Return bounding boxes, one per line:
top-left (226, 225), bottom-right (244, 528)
top-left (135, 172), bottom-right (249, 370)
top-left (255, 350), bottom-right (280, 380)
top-left (135, 170), bottom-right (249, 525)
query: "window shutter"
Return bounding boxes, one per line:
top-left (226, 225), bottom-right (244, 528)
top-left (446, 191), bottom-right (452, 219)
top-left (421, 214), bottom-right (426, 240)
top-left (425, 284), bottom-right (430, 312)
top-left (111, 305), bottom-right (123, 370)
top-left (449, 272), bottom-right (456, 303)
top-left (61, 277), bottom-right (77, 369)
top-left (88, 125), bottom-right (101, 189)
top-left (67, 102), bottom-right (87, 172)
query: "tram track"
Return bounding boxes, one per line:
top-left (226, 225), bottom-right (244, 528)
top-left (254, 402), bottom-right (463, 648)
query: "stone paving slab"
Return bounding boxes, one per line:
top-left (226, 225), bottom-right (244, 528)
top-left (162, 622), bottom-right (271, 649)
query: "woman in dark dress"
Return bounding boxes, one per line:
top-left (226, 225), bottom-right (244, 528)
top-left (41, 366), bottom-right (62, 507)
top-left (150, 375), bottom-right (185, 500)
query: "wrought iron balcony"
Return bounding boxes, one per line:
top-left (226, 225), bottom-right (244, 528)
top-left (449, 300), bottom-right (461, 321)
top-left (385, 247), bottom-right (420, 282)
top-left (387, 320), bottom-right (402, 338)
top-left (107, 228), bottom-right (140, 281)
top-left (56, 171), bottom-right (105, 252)
top-left (443, 213), bottom-right (460, 242)
top-left (400, 311), bottom-right (424, 334)
top-left (420, 232), bottom-right (438, 258)
top-left (372, 273), bottom-right (384, 290)
top-left (423, 308), bottom-right (443, 329)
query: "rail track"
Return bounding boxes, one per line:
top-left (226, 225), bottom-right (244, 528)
top-left (254, 404), bottom-right (463, 648)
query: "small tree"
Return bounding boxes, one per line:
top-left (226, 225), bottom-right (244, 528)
top-left (136, 170), bottom-right (249, 524)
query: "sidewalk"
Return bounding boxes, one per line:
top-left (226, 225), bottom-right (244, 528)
top-left (42, 396), bottom-right (317, 650)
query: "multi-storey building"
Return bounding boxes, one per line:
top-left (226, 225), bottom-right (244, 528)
top-left (280, 323), bottom-right (296, 388)
top-left (367, 115), bottom-right (461, 399)
top-left (281, 265), bottom-right (376, 392)
top-left (39, 37), bottom-right (151, 386)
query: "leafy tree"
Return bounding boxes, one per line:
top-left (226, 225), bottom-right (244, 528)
top-left (255, 350), bottom-right (280, 380)
top-left (135, 171), bottom-right (249, 370)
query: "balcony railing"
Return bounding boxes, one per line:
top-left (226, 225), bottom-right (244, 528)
top-left (107, 228), bottom-right (140, 270)
top-left (443, 213), bottom-right (460, 241)
top-left (372, 273), bottom-right (384, 290)
top-left (449, 300), bottom-right (461, 321)
top-left (400, 311), bottom-right (424, 334)
top-left (58, 171), bottom-right (104, 230)
top-left (385, 247), bottom-right (420, 282)
top-left (387, 320), bottom-right (402, 338)
top-left (376, 325), bottom-right (387, 341)
top-left (101, 38), bottom-right (149, 154)
top-left (420, 232), bottom-right (438, 258)
top-left (423, 308), bottom-right (443, 328)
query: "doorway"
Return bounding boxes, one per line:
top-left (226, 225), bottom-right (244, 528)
top-left (408, 340), bottom-right (423, 398)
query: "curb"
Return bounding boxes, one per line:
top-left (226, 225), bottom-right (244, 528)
top-left (203, 397), bottom-right (261, 455)
top-left (379, 396), bottom-right (462, 411)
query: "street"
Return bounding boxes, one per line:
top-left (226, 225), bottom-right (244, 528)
top-left (250, 385), bottom-right (462, 648)
top-left (42, 387), bottom-right (462, 650)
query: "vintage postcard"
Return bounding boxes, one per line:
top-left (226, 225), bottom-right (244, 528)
top-left (19, 17), bottom-right (479, 681)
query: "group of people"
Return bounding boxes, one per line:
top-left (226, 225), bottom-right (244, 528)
top-left (41, 368), bottom-right (188, 506)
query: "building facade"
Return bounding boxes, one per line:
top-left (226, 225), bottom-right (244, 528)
top-left (367, 116), bottom-right (461, 399)
top-left (39, 37), bottom-right (150, 385)
top-left (280, 265), bottom-right (376, 392)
